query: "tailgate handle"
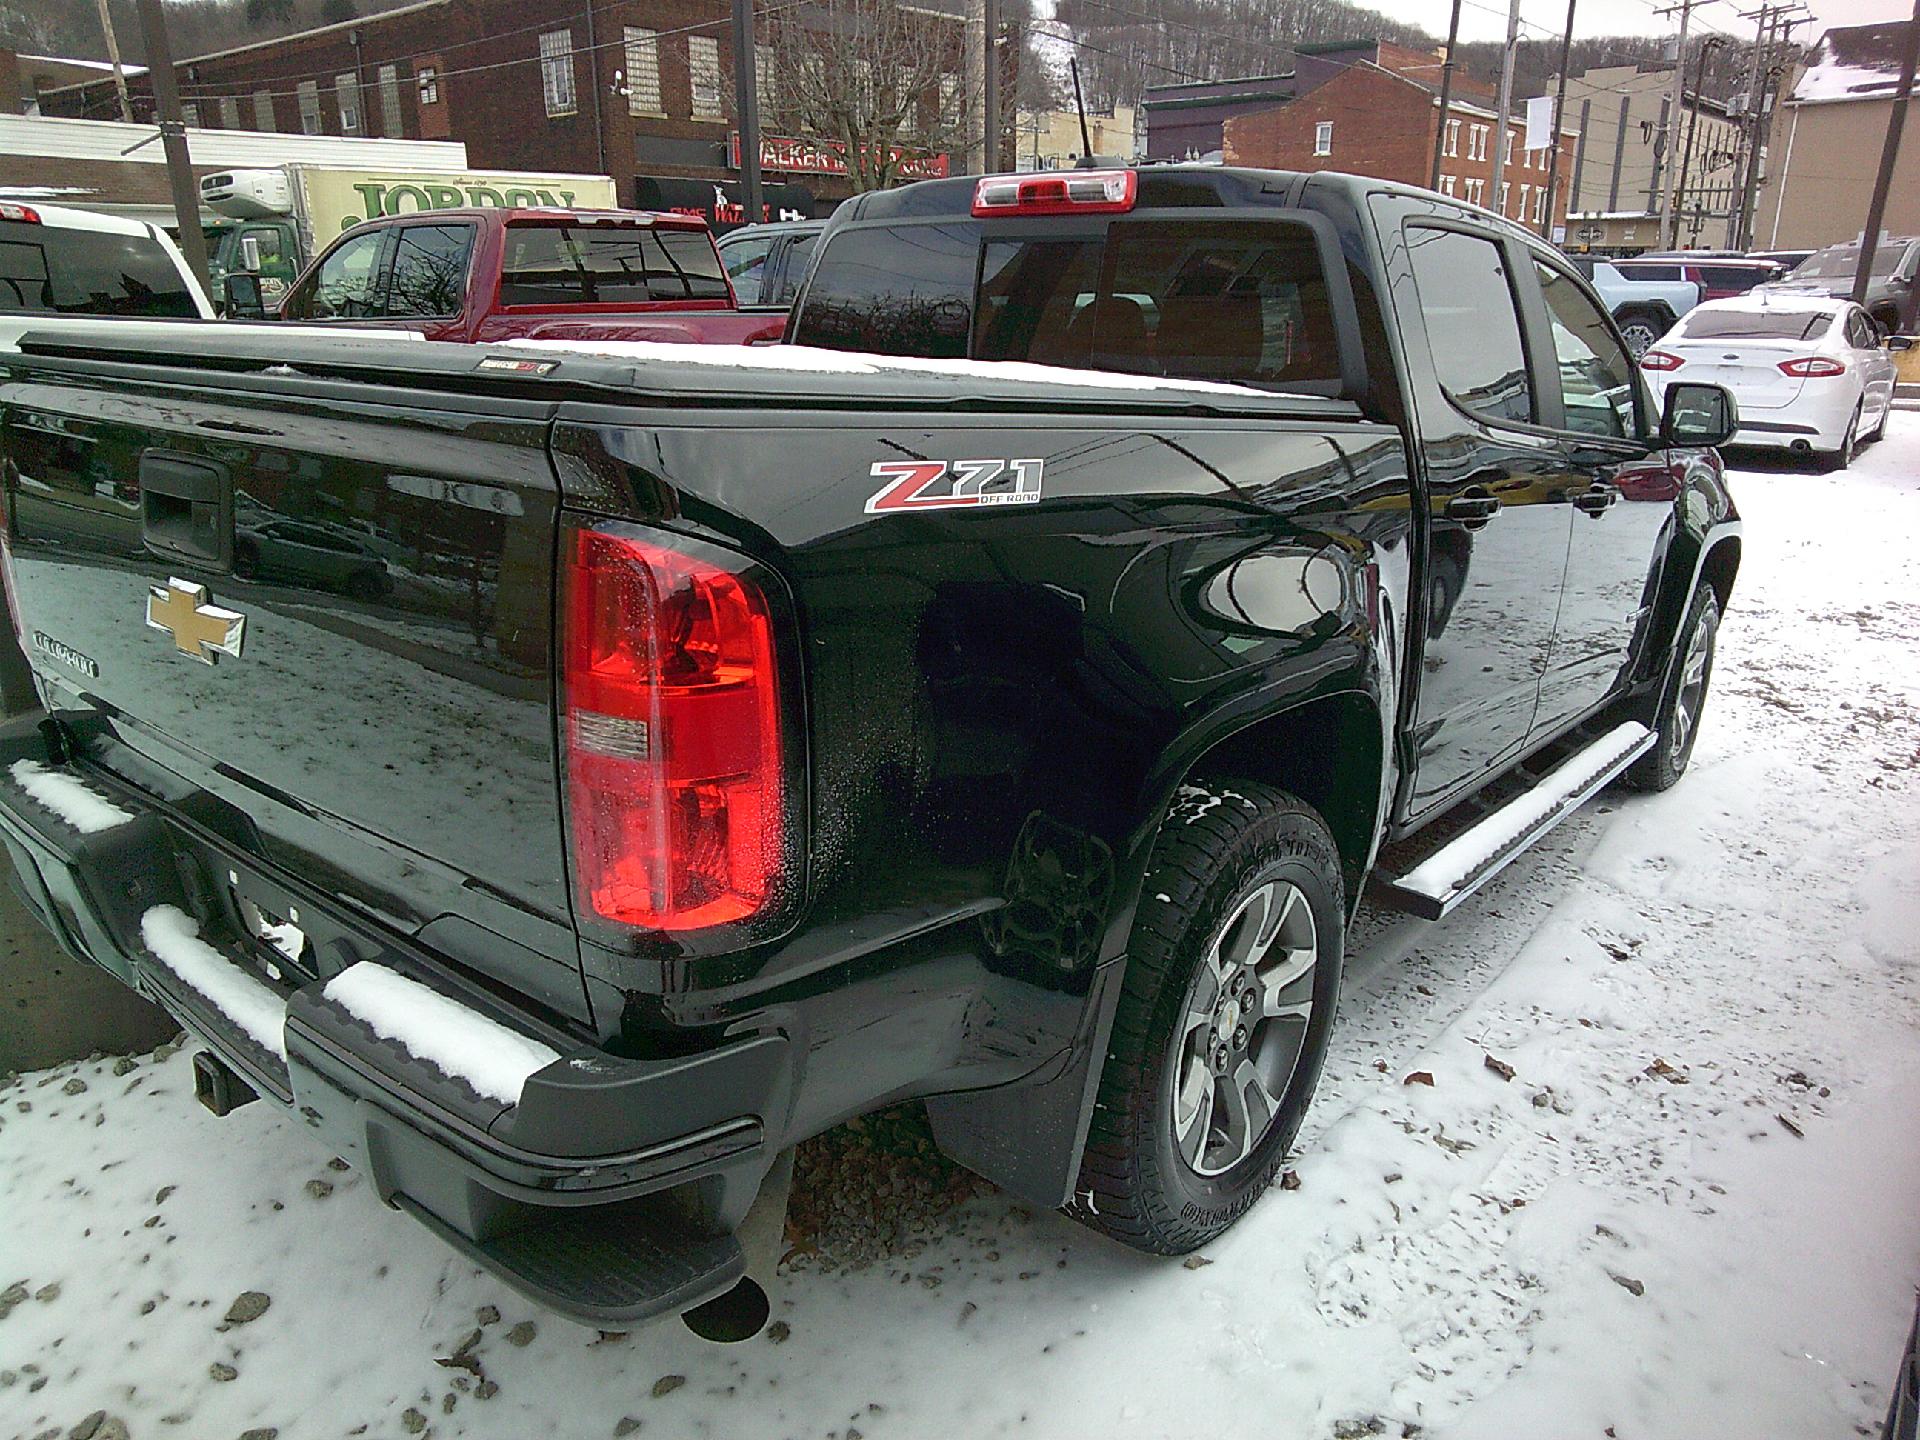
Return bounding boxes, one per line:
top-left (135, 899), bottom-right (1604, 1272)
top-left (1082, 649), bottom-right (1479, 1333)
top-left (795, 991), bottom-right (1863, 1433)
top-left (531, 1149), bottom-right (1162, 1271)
top-left (140, 451), bottom-right (233, 569)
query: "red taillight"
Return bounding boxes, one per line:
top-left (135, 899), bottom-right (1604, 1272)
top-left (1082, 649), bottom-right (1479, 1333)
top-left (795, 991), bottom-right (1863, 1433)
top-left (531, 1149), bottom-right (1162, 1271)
top-left (972, 169), bottom-right (1136, 217)
top-left (561, 523), bottom-right (784, 932)
top-left (1640, 350), bottom-right (1686, 371)
top-left (0, 203), bottom-right (40, 224)
top-left (1777, 356), bottom-right (1846, 377)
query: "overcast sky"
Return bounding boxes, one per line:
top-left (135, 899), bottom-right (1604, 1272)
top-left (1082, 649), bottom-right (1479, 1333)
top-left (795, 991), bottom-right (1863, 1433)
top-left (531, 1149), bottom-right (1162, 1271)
top-left (1403, 0), bottom-right (1910, 46)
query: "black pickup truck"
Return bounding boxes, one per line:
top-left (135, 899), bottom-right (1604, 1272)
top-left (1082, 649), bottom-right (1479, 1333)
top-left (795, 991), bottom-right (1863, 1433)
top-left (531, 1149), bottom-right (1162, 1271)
top-left (0, 167), bottom-right (1741, 1336)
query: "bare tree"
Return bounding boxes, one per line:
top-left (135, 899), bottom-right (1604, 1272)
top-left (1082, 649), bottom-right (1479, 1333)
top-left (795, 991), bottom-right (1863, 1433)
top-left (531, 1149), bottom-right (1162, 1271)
top-left (755, 0), bottom-right (977, 191)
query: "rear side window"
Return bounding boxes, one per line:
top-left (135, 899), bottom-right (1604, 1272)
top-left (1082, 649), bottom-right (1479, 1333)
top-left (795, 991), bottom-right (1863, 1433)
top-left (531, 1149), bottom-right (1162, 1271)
top-left (383, 224), bottom-right (473, 318)
top-left (0, 219), bottom-right (197, 318)
top-left (1406, 227), bottom-right (1532, 426)
top-left (791, 223), bottom-right (975, 358)
top-left (767, 232), bottom-right (818, 307)
top-left (499, 225), bottom-right (729, 305)
top-left (975, 220), bottom-right (1341, 389)
top-left (1619, 263), bottom-right (1683, 281)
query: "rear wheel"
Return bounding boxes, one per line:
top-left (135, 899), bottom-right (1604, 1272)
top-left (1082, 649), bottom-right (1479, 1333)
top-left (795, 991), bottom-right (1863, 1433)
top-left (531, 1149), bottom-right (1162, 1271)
top-left (1614, 307), bottom-right (1668, 360)
top-left (1818, 404), bottom-right (1861, 472)
top-left (1626, 580), bottom-right (1720, 792)
top-left (1070, 782), bottom-right (1344, 1253)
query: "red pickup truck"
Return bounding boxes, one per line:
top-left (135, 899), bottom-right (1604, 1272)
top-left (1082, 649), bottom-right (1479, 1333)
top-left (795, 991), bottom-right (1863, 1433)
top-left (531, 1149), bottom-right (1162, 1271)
top-left (226, 206), bottom-right (784, 345)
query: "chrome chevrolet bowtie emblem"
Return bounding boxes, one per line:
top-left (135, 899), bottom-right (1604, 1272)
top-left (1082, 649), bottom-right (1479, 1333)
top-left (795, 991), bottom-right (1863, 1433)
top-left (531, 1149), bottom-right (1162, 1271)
top-left (146, 578), bottom-right (246, 664)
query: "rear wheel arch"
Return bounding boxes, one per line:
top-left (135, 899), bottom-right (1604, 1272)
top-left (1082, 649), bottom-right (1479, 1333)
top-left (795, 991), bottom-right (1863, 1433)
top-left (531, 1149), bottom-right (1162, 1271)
top-left (1699, 533), bottom-right (1740, 615)
top-left (1176, 690), bottom-right (1387, 915)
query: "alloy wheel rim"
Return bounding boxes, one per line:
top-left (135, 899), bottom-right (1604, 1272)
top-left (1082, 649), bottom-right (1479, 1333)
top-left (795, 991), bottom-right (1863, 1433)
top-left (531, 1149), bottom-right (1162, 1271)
top-left (1672, 603), bottom-right (1717, 759)
top-left (1173, 878), bottom-right (1318, 1177)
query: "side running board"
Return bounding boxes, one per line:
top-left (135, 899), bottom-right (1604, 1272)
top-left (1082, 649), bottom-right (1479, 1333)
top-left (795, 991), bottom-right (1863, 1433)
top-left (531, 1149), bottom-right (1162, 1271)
top-left (1374, 721), bottom-right (1655, 921)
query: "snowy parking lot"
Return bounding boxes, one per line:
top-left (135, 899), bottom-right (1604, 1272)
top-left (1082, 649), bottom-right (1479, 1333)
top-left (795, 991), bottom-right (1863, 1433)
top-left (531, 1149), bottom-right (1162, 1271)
top-left (3, 418), bottom-right (1917, 1440)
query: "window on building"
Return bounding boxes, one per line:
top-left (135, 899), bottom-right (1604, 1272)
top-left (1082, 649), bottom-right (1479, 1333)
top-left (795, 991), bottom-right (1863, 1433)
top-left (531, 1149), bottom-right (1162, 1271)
top-left (756, 43), bottom-right (775, 115)
top-left (623, 27), bottom-right (662, 114)
top-left (1439, 174), bottom-right (1457, 197)
top-left (1470, 125), bottom-right (1487, 161)
top-left (1503, 129), bottom-right (1514, 165)
top-left (417, 67), bottom-right (440, 105)
top-left (1465, 177), bottom-right (1484, 204)
top-left (689, 35), bottom-right (723, 120)
top-left (1406, 226), bottom-right (1532, 426)
top-left (1314, 120), bottom-right (1333, 156)
top-left (1535, 186), bottom-right (1548, 223)
top-left (1445, 118), bottom-right (1459, 157)
top-left (335, 72), bottom-right (361, 134)
top-left (1498, 181), bottom-right (1510, 215)
top-left (220, 95), bottom-right (240, 128)
top-left (181, 101), bottom-right (199, 127)
top-left (378, 64), bottom-right (402, 136)
top-left (1518, 183), bottom-right (1529, 218)
top-left (298, 79), bottom-right (322, 134)
top-left (253, 89), bottom-right (276, 131)
top-left (540, 29), bottom-right (577, 117)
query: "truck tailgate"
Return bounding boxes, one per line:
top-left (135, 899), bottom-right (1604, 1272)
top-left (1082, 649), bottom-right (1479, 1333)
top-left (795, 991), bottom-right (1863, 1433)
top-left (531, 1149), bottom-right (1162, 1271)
top-left (0, 357), bottom-right (586, 1019)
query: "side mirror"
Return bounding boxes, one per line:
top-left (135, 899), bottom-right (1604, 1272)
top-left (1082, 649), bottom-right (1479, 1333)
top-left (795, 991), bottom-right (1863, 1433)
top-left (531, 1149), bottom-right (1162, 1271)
top-left (1887, 334), bottom-right (1914, 352)
top-left (1660, 381), bottom-right (1738, 448)
top-left (223, 272), bottom-right (268, 322)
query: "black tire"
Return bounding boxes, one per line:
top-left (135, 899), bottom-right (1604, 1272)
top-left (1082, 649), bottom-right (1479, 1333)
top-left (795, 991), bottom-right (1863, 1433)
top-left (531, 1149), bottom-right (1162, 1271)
top-left (1818, 404), bottom-right (1861, 472)
top-left (1865, 397), bottom-right (1889, 444)
top-left (1626, 581), bottom-right (1720, 792)
top-left (1614, 306), bottom-right (1669, 360)
top-left (1070, 781), bottom-right (1345, 1254)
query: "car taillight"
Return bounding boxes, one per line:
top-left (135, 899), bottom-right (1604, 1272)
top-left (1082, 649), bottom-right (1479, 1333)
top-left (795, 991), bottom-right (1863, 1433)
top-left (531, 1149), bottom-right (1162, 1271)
top-left (973, 169), bottom-right (1136, 217)
top-left (1640, 350), bottom-right (1686, 371)
top-left (0, 203), bottom-right (40, 224)
top-left (1777, 356), bottom-right (1846, 377)
top-left (561, 522), bottom-right (785, 933)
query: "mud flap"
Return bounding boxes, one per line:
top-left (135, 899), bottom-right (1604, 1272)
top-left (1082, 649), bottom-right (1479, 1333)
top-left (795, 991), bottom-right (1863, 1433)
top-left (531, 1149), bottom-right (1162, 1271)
top-left (924, 956), bottom-right (1125, 1209)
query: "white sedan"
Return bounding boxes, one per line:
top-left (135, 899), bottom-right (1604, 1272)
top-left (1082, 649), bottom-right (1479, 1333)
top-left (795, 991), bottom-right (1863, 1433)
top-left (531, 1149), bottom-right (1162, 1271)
top-left (1639, 294), bottom-right (1901, 470)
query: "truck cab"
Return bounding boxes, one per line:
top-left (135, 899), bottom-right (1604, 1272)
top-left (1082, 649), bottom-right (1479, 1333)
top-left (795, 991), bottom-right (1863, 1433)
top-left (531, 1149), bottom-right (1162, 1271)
top-left (250, 207), bottom-right (785, 346)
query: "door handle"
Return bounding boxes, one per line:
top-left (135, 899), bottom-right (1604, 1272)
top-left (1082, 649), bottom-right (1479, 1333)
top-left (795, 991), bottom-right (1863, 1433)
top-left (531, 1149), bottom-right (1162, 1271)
top-left (1444, 494), bottom-right (1502, 525)
top-left (1573, 483), bottom-right (1619, 517)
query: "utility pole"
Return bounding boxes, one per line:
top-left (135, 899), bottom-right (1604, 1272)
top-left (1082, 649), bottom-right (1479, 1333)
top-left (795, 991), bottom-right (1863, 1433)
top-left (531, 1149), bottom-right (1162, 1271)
top-left (1730, 4), bottom-right (1777, 247)
top-left (93, 0), bottom-right (134, 123)
top-left (983, 0), bottom-right (1001, 171)
top-left (1674, 35), bottom-right (1723, 249)
top-left (1488, 0), bottom-right (1523, 217)
top-left (731, 0), bottom-right (763, 224)
top-left (1853, 0), bottom-right (1920, 303)
top-left (965, 0), bottom-right (986, 173)
top-left (134, 0), bottom-right (210, 296)
top-left (1429, 0), bottom-right (1464, 190)
top-left (1739, 9), bottom-right (1808, 247)
top-left (1538, 0), bottom-right (1577, 239)
top-left (1654, 0), bottom-right (1697, 248)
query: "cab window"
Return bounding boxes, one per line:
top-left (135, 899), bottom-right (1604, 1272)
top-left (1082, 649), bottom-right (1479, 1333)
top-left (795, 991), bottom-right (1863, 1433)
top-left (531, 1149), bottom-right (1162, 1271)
top-left (294, 230), bottom-right (385, 319)
top-left (721, 233), bottom-right (776, 304)
top-left (498, 225), bottom-right (730, 305)
top-left (0, 219), bottom-right (198, 318)
top-left (382, 224), bottom-right (473, 318)
top-left (1406, 227), bottom-right (1532, 426)
top-left (790, 223), bottom-right (976, 358)
top-left (1533, 260), bottom-right (1638, 440)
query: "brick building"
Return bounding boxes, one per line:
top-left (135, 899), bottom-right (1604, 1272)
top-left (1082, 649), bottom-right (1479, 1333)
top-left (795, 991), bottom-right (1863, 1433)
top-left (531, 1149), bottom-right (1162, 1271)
top-left (1218, 40), bottom-right (1576, 232)
top-left (39, 0), bottom-right (967, 221)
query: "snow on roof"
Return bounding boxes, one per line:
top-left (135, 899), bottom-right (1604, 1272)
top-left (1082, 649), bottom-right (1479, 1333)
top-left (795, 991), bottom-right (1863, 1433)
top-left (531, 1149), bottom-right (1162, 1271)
top-left (1789, 20), bottom-right (1915, 104)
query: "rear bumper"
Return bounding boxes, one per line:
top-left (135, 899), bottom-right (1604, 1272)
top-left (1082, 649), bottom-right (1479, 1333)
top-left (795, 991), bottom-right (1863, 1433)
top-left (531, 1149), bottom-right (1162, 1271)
top-left (0, 714), bottom-right (786, 1326)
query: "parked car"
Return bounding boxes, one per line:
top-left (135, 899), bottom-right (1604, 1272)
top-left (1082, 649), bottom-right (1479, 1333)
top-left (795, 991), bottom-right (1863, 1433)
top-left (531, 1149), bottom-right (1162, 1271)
top-left (0, 200), bottom-right (211, 348)
top-left (225, 206), bottom-right (786, 345)
top-left (717, 220), bottom-right (826, 310)
top-left (1569, 256), bottom-right (1702, 357)
top-left (1748, 248), bottom-right (1814, 274)
top-left (234, 520), bottom-right (393, 600)
top-left (0, 166), bottom-right (1740, 1337)
top-left (1640, 294), bottom-right (1901, 468)
top-left (1614, 254), bottom-right (1787, 303)
top-left (1762, 238), bottom-right (1920, 336)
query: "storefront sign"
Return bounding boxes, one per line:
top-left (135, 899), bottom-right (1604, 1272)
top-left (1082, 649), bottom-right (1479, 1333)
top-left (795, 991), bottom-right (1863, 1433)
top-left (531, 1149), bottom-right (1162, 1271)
top-left (729, 132), bottom-right (949, 181)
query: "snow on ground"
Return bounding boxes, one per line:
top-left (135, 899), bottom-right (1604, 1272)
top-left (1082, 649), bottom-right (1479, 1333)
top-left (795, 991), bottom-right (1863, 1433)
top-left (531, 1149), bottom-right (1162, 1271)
top-left (3, 420), bottom-right (1919, 1440)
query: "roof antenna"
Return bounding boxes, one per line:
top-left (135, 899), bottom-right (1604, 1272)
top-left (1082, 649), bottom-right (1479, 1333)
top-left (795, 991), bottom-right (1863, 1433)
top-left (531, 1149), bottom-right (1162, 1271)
top-left (1070, 57), bottom-right (1096, 165)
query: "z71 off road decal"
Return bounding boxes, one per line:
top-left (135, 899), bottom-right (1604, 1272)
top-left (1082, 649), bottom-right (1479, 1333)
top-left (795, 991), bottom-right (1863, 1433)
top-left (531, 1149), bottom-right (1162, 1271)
top-left (865, 458), bottom-right (1045, 514)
